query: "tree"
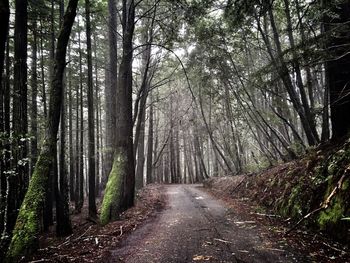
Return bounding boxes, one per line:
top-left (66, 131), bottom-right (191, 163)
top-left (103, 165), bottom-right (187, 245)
top-left (0, 0), bottom-right (9, 87)
top-left (104, 0), bottom-right (118, 186)
top-left (326, 1), bottom-right (350, 139)
top-left (6, 0), bottom-right (78, 259)
top-left (0, 0), bottom-right (10, 239)
top-left (100, 0), bottom-right (136, 225)
top-left (7, 0), bottom-right (29, 239)
top-left (85, 0), bottom-right (97, 218)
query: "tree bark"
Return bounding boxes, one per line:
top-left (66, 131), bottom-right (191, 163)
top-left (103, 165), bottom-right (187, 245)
top-left (0, 0), bottom-right (9, 88)
top-left (100, 0), bottom-right (136, 225)
top-left (0, 0), bottom-right (10, 238)
top-left (325, 1), bottom-right (350, 139)
top-left (104, 0), bottom-right (118, 184)
top-left (6, 0), bottom-right (78, 260)
top-left (78, 23), bottom-right (84, 212)
top-left (30, 17), bottom-right (38, 171)
top-left (85, 0), bottom-right (97, 218)
top-left (146, 94), bottom-right (154, 184)
top-left (8, 0), bottom-right (28, 239)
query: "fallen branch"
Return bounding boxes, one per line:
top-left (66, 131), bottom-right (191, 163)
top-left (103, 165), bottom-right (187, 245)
top-left (214, 238), bottom-right (232, 244)
top-left (285, 170), bottom-right (348, 235)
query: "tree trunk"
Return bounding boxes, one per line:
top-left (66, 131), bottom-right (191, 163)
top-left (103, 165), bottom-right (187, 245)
top-left (68, 58), bottom-right (75, 201)
top-left (100, 0), bottom-right (135, 225)
top-left (135, 107), bottom-right (146, 190)
top-left (0, 0), bottom-right (9, 89)
top-left (146, 94), bottom-right (154, 184)
top-left (39, 20), bottom-right (48, 118)
top-left (93, 33), bottom-right (101, 197)
top-left (0, 0), bottom-right (10, 238)
top-left (104, 0), bottom-right (118, 184)
top-left (56, 3), bottom-right (72, 234)
top-left (85, 0), bottom-right (97, 218)
top-left (6, 1), bottom-right (78, 260)
top-left (30, 17), bottom-right (38, 172)
top-left (78, 23), bottom-right (84, 212)
top-left (8, 0), bottom-right (28, 239)
top-left (325, 1), bottom-right (350, 139)
top-left (74, 50), bottom-right (80, 210)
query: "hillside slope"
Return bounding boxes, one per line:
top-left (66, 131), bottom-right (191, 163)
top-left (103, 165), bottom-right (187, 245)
top-left (204, 139), bottom-right (350, 243)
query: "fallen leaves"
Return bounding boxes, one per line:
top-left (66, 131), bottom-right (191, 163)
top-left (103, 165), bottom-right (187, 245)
top-left (27, 185), bottom-right (166, 263)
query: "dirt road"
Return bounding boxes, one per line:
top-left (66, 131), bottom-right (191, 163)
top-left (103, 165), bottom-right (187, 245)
top-left (104, 185), bottom-right (302, 263)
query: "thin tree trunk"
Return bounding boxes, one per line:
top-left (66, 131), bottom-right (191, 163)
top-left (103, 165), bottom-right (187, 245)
top-left (68, 64), bottom-right (75, 201)
top-left (74, 49), bottom-right (80, 210)
top-left (30, 17), bottom-right (38, 171)
top-left (78, 23), bottom-right (84, 211)
top-left (85, 0), bottom-right (97, 218)
top-left (39, 19), bottom-right (48, 118)
top-left (146, 94), bottom-right (154, 184)
top-left (0, 0), bottom-right (9, 241)
top-left (135, 107), bottom-right (146, 190)
top-left (93, 33), bottom-right (101, 197)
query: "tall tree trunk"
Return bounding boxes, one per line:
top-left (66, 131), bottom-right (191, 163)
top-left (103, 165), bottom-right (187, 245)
top-left (93, 33), bottom-right (101, 197)
top-left (6, 1), bottom-right (78, 259)
top-left (0, 0), bottom-right (9, 88)
top-left (146, 94), bottom-right (154, 184)
top-left (68, 54), bottom-right (75, 201)
top-left (135, 106), bottom-right (146, 190)
top-left (74, 51), bottom-right (80, 210)
top-left (56, 0), bottom-right (72, 234)
top-left (325, 1), bottom-right (350, 139)
top-left (8, 0), bottom-right (28, 239)
top-left (85, 0), bottom-right (97, 218)
top-left (104, 0), bottom-right (118, 184)
top-left (30, 17), bottom-right (38, 171)
top-left (78, 24), bottom-right (84, 211)
top-left (100, 0), bottom-right (135, 225)
top-left (56, 83), bottom-right (72, 236)
top-left (39, 19), bottom-right (48, 118)
top-left (0, 0), bottom-right (10, 238)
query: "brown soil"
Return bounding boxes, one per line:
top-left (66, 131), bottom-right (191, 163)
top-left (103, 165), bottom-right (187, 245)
top-left (24, 184), bottom-right (166, 263)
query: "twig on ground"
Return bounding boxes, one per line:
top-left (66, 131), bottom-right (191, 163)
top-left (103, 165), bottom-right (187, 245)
top-left (119, 226), bottom-right (123, 236)
top-left (214, 238), bottom-right (232, 244)
top-left (251, 212), bottom-right (281, 218)
top-left (322, 241), bottom-right (348, 254)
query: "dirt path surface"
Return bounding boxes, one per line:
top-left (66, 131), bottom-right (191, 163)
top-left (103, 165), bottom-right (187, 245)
top-left (104, 185), bottom-right (302, 263)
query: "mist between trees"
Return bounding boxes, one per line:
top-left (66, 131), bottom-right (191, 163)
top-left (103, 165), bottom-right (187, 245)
top-left (0, 0), bottom-right (349, 261)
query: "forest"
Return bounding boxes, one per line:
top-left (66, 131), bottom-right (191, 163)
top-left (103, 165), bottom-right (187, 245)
top-left (0, 0), bottom-right (350, 262)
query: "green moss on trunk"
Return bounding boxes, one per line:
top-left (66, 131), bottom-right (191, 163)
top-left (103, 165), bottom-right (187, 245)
top-left (6, 153), bottom-right (51, 261)
top-left (100, 151), bottom-right (126, 225)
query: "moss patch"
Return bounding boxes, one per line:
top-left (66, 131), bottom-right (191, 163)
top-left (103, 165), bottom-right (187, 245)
top-left (100, 151), bottom-right (126, 226)
top-left (6, 151), bottom-right (52, 262)
top-left (205, 138), bottom-right (350, 242)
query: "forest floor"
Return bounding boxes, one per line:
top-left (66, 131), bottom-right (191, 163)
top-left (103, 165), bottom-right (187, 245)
top-left (24, 182), bottom-right (349, 262)
top-left (26, 184), bottom-right (166, 263)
